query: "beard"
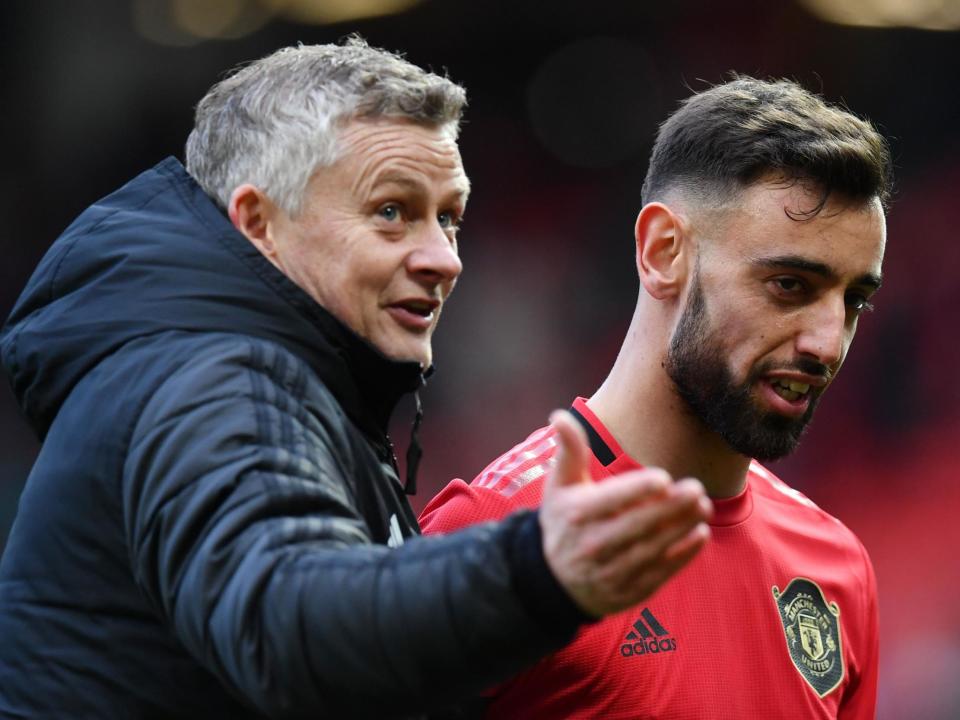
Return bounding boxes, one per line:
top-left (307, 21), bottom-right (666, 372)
top-left (665, 275), bottom-right (827, 461)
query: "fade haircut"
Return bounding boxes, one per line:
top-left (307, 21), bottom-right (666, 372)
top-left (641, 77), bottom-right (892, 217)
top-left (185, 36), bottom-right (467, 216)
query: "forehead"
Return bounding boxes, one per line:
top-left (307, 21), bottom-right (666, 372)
top-left (336, 117), bottom-right (470, 200)
top-left (703, 181), bottom-right (886, 279)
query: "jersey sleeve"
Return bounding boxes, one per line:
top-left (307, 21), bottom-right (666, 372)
top-left (838, 540), bottom-right (879, 719)
top-left (420, 479), bottom-right (524, 533)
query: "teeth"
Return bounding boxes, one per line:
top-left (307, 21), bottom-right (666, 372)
top-left (774, 379), bottom-right (810, 395)
top-left (773, 386), bottom-right (801, 401)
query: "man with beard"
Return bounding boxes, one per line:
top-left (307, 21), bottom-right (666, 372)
top-left (421, 76), bottom-right (890, 719)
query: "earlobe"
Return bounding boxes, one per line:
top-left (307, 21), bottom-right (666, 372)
top-left (228, 184), bottom-right (281, 267)
top-left (635, 202), bottom-right (688, 300)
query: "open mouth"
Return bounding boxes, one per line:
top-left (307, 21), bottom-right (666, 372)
top-left (386, 298), bottom-right (440, 332)
top-left (770, 378), bottom-right (811, 403)
top-left (397, 299), bottom-right (436, 318)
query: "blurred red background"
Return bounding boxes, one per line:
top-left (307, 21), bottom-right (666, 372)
top-left (1, 2), bottom-right (958, 717)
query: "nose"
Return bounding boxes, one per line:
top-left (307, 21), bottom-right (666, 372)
top-left (406, 222), bottom-right (463, 285)
top-left (794, 295), bottom-right (847, 368)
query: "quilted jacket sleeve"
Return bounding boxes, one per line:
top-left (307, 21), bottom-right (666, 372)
top-left (122, 335), bottom-right (581, 718)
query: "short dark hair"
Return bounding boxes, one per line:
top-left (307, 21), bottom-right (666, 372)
top-left (641, 77), bottom-right (893, 216)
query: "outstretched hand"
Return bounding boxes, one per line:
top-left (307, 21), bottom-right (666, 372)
top-left (540, 410), bottom-right (712, 617)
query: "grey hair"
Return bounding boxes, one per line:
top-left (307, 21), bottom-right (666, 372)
top-left (185, 36), bottom-right (467, 215)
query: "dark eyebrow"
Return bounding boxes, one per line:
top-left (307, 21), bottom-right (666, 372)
top-left (753, 255), bottom-right (882, 291)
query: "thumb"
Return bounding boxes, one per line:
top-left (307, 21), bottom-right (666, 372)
top-left (546, 410), bottom-right (592, 489)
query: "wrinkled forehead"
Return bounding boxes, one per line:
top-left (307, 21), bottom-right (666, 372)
top-left (334, 117), bottom-right (470, 199)
top-left (335, 114), bottom-right (461, 155)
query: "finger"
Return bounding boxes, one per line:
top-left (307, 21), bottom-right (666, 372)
top-left (570, 467), bottom-right (676, 524)
top-left (644, 478), bottom-right (712, 533)
top-left (607, 521), bottom-right (710, 599)
top-left (664, 521), bottom-right (710, 562)
top-left (545, 410), bottom-right (592, 489)
top-left (625, 528), bottom-right (709, 602)
top-left (639, 523), bottom-right (710, 587)
top-left (675, 477), bottom-right (715, 523)
top-left (592, 488), bottom-right (709, 564)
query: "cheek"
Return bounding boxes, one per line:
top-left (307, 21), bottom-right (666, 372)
top-left (289, 243), bottom-right (363, 321)
top-left (835, 334), bottom-right (855, 369)
top-left (281, 229), bottom-right (334, 285)
top-left (710, 311), bottom-right (779, 376)
top-left (441, 275), bottom-right (458, 299)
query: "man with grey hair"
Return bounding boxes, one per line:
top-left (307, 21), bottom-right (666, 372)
top-left (0, 38), bottom-right (710, 718)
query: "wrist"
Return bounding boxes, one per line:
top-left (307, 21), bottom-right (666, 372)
top-left (502, 510), bottom-right (594, 633)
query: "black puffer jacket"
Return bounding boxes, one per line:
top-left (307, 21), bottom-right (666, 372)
top-left (0, 158), bottom-right (583, 719)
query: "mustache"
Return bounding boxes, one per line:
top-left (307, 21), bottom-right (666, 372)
top-left (754, 358), bottom-right (834, 383)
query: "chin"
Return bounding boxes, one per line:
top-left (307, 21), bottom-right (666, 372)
top-left (382, 343), bottom-right (431, 367)
top-left (366, 325), bottom-right (434, 366)
top-left (412, 347), bottom-right (433, 367)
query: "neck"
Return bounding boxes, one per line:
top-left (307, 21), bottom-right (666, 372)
top-left (589, 308), bottom-right (750, 498)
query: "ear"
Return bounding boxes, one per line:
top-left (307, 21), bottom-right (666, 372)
top-left (634, 202), bottom-right (690, 300)
top-left (228, 184), bottom-right (282, 268)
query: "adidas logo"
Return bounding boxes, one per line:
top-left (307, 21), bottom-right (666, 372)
top-left (620, 608), bottom-right (677, 657)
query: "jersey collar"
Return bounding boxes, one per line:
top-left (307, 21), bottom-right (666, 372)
top-left (569, 396), bottom-right (753, 526)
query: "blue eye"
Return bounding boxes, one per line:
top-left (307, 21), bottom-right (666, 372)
top-left (379, 204), bottom-right (401, 222)
top-left (438, 210), bottom-right (463, 233)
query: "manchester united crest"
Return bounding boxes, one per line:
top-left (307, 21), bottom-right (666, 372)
top-left (772, 578), bottom-right (844, 697)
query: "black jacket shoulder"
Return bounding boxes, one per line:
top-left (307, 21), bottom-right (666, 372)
top-left (0, 159), bottom-right (584, 718)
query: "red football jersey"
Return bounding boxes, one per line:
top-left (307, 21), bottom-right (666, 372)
top-left (420, 398), bottom-right (878, 719)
